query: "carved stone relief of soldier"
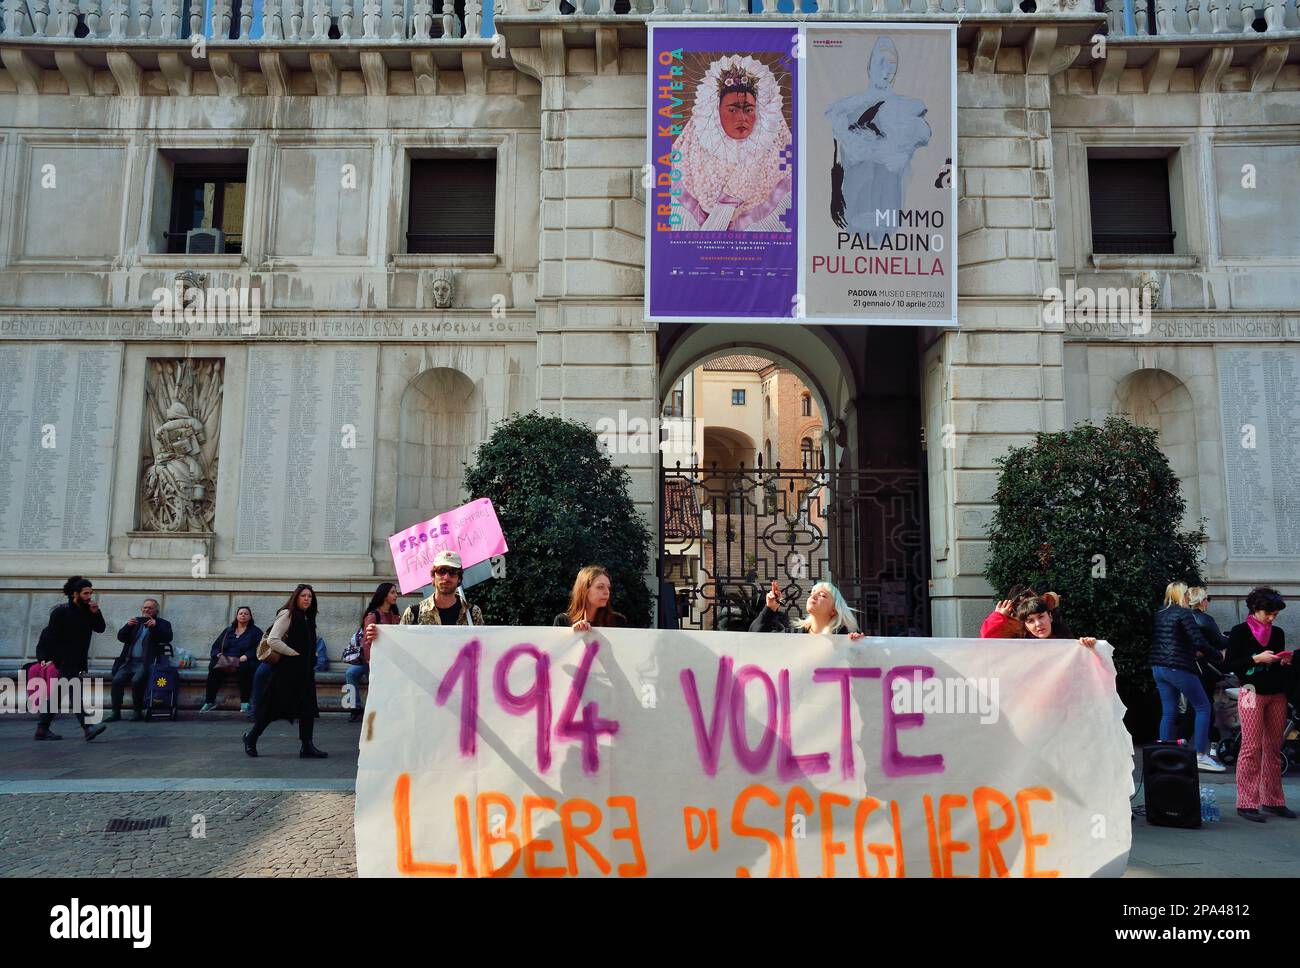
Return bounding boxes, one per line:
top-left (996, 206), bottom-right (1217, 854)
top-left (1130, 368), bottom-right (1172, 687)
top-left (139, 359), bottom-right (223, 533)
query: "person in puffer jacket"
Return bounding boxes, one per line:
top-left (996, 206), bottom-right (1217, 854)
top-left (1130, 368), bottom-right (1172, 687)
top-left (1150, 581), bottom-right (1223, 773)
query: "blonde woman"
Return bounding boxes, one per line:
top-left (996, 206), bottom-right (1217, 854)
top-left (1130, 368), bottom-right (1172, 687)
top-left (1150, 581), bottom-right (1222, 772)
top-left (750, 580), bottom-right (865, 639)
top-left (1184, 586), bottom-right (1230, 751)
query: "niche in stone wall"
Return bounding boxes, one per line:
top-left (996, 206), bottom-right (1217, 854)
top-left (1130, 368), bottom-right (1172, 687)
top-left (1112, 368), bottom-right (1202, 529)
top-left (138, 358), bottom-right (224, 533)
top-left (396, 367), bottom-right (481, 531)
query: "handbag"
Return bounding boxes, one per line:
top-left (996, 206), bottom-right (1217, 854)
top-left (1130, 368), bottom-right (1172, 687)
top-left (342, 627), bottom-right (365, 665)
top-left (255, 611), bottom-right (300, 665)
top-left (214, 653), bottom-right (240, 672)
top-left (255, 634), bottom-right (281, 665)
top-left (255, 635), bottom-right (298, 665)
top-left (25, 660), bottom-right (60, 713)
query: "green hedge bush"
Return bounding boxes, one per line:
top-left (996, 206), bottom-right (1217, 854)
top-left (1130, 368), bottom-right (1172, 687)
top-left (985, 415), bottom-right (1206, 696)
top-left (462, 411), bottom-right (653, 627)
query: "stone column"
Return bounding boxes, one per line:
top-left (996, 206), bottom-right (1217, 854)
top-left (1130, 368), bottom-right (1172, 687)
top-left (926, 66), bottom-right (1066, 636)
top-left (524, 31), bottom-right (658, 524)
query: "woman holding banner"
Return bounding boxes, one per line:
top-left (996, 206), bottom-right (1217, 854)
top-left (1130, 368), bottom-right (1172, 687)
top-left (556, 566), bottom-right (628, 632)
top-left (979, 589), bottom-right (1097, 649)
top-left (750, 580), bottom-right (866, 638)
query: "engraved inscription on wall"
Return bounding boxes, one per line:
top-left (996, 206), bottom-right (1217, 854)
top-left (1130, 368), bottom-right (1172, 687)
top-left (0, 344), bottom-right (122, 552)
top-left (235, 346), bottom-right (377, 556)
top-left (1217, 347), bottom-right (1300, 559)
top-left (139, 359), bottom-right (224, 533)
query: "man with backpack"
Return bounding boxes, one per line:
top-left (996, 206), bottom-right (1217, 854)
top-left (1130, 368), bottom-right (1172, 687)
top-left (109, 597), bottom-right (174, 721)
top-left (34, 576), bottom-right (109, 742)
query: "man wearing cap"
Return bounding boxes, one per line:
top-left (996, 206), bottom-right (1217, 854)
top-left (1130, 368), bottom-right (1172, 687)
top-left (363, 550), bottom-right (484, 649)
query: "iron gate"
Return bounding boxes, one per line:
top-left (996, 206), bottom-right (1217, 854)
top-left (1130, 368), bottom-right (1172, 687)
top-left (659, 458), bottom-right (929, 635)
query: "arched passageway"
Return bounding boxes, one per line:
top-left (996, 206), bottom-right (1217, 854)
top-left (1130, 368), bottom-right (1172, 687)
top-left (656, 323), bottom-right (931, 635)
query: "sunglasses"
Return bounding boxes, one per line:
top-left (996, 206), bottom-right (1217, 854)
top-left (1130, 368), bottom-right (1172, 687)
top-left (433, 568), bottom-right (462, 577)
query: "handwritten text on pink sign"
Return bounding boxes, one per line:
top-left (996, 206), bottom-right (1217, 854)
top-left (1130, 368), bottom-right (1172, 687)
top-left (388, 499), bottom-right (508, 594)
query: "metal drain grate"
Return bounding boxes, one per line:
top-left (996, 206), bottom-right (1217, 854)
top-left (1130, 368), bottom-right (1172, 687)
top-left (105, 817), bottom-right (169, 832)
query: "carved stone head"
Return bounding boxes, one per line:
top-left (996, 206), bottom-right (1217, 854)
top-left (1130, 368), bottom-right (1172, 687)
top-left (1139, 271), bottom-right (1162, 311)
top-left (176, 270), bottom-right (208, 308)
top-left (431, 270), bottom-right (454, 309)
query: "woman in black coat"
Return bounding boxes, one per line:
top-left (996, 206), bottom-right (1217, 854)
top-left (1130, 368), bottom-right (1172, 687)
top-left (243, 585), bottom-right (326, 759)
top-left (201, 606), bottom-right (261, 714)
top-left (1149, 582), bottom-right (1220, 771)
top-left (1224, 587), bottom-right (1293, 822)
top-left (1182, 587), bottom-right (1229, 746)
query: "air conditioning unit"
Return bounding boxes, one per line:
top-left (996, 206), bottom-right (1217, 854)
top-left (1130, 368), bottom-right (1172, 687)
top-left (185, 229), bottom-right (226, 254)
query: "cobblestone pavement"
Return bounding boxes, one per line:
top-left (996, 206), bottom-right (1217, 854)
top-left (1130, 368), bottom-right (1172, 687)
top-left (1, 716), bottom-right (361, 878)
top-left (3, 716), bottom-right (1299, 877)
top-left (0, 790), bottom-right (357, 877)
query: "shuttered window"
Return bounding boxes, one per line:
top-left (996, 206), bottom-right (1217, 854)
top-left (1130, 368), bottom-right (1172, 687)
top-left (1088, 157), bottom-right (1176, 254)
top-left (407, 158), bottom-right (496, 255)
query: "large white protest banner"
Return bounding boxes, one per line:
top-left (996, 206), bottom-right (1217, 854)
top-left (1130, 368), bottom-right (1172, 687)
top-left (355, 627), bottom-right (1133, 878)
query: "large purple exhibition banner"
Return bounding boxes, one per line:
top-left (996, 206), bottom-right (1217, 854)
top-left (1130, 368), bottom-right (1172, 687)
top-left (646, 23), bottom-right (958, 328)
top-left (646, 25), bottom-right (799, 322)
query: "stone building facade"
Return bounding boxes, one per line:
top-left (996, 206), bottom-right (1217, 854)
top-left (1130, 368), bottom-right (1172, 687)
top-left (0, 0), bottom-right (1297, 668)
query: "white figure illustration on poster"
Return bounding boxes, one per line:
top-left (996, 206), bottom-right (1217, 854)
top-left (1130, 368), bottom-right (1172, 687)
top-left (825, 37), bottom-right (932, 242)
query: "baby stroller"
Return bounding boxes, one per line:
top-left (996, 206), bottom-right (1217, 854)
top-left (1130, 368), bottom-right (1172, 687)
top-left (144, 643), bottom-right (181, 721)
top-left (1216, 687), bottom-right (1299, 777)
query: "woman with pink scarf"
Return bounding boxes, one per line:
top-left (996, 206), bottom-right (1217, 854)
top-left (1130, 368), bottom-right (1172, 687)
top-left (1225, 587), bottom-right (1293, 822)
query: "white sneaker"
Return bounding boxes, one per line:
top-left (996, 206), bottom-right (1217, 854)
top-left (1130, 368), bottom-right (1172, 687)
top-left (1197, 754), bottom-right (1227, 773)
top-left (199, 703), bottom-right (215, 713)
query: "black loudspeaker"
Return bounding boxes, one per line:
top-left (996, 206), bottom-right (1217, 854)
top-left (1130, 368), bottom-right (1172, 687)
top-left (1142, 743), bottom-right (1201, 828)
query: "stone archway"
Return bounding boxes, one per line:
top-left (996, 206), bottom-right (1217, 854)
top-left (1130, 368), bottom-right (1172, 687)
top-left (396, 367), bottom-right (480, 532)
top-left (1112, 368), bottom-right (1202, 529)
top-left (658, 323), bottom-right (851, 467)
top-left (656, 324), bottom-right (929, 635)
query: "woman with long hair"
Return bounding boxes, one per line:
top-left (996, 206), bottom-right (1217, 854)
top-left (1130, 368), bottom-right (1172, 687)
top-left (555, 566), bottom-right (628, 632)
top-left (1225, 587), bottom-right (1293, 822)
top-left (349, 582), bottom-right (400, 723)
top-left (243, 584), bottom-right (326, 759)
top-left (1149, 581), bottom-right (1222, 773)
top-left (200, 606), bottom-right (260, 714)
top-left (750, 580), bottom-right (865, 638)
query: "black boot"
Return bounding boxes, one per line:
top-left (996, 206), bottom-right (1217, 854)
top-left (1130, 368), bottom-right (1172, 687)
top-left (83, 724), bottom-right (107, 742)
top-left (243, 731), bottom-right (258, 757)
top-left (34, 728), bottom-right (63, 741)
top-left (299, 742), bottom-right (329, 759)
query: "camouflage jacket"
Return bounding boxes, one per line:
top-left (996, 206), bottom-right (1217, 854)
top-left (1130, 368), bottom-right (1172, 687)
top-left (399, 594), bottom-right (484, 627)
